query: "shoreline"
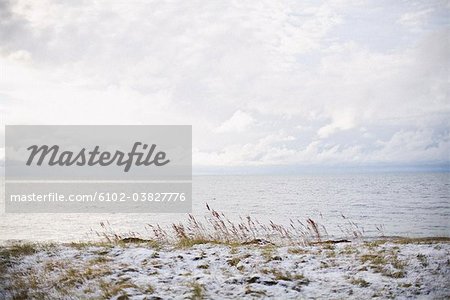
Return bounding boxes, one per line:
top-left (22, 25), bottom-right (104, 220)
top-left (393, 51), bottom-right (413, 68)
top-left (1, 237), bottom-right (449, 299)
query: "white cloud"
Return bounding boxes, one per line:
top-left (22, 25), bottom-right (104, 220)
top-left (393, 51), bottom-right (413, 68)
top-left (368, 129), bottom-right (450, 163)
top-left (398, 8), bottom-right (434, 29)
top-left (0, 0), bottom-right (449, 170)
top-left (215, 110), bottom-right (254, 133)
top-left (317, 110), bottom-right (356, 138)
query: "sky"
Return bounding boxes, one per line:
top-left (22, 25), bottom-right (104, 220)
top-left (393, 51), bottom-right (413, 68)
top-left (0, 0), bottom-right (449, 173)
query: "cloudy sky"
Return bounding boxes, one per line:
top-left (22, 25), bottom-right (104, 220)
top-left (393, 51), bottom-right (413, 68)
top-left (0, 0), bottom-right (449, 172)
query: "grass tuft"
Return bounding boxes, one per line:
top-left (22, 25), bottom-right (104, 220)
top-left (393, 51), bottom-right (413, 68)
top-left (187, 281), bottom-right (204, 300)
top-left (350, 277), bottom-right (370, 287)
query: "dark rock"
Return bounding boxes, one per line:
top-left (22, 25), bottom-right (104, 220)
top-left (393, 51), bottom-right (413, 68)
top-left (246, 275), bottom-right (277, 286)
top-left (225, 277), bottom-right (244, 284)
top-left (120, 237), bottom-right (151, 243)
top-left (247, 276), bottom-right (260, 284)
top-left (260, 279), bottom-right (277, 286)
top-left (312, 239), bottom-right (351, 245)
top-left (242, 239), bottom-right (274, 245)
top-left (121, 268), bottom-right (138, 273)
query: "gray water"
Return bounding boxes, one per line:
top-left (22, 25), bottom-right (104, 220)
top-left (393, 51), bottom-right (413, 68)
top-left (0, 173), bottom-right (449, 242)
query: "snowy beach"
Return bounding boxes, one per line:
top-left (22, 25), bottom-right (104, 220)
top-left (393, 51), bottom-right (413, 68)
top-left (1, 238), bottom-right (449, 299)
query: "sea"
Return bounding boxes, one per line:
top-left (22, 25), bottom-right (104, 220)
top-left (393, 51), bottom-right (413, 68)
top-left (0, 172), bottom-right (449, 243)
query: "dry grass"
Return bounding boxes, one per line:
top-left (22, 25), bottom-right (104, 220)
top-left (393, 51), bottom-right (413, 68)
top-left (261, 268), bottom-right (310, 283)
top-left (360, 248), bottom-right (407, 278)
top-left (288, 247), bottom-right (310, 255)
top-left (392, 237), bottom-right (450, 244)
top-left (0, 243), bottom-right (40, 275)
top-left (227, 257), bottom-right (241, 267)
top-left (1, 243), bottom-right (37, 257)
top-left (93, 204), bottom-right (367, 247)
top-left (364, 237), bottom-right (450, 247)
top-left (350, 277), bottom-right (370, 287)
top-left (1, 234), bottom-right (447, 299)
top-left (187, 281), bottom-right (204, 300)
top-left (99, 279), bottom-right (139, 299)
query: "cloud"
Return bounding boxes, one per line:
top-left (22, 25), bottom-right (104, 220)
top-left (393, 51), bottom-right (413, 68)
top-left (368, 129), bottom-right (450, 163)
top-left (215, 110), bottom-right (254, 133)
top-left (398, 8), bottom-right (434, 29)
top-left (0, 0), bottom-right (449, 171)
top-left (317, 110), bottom-right (356, 139)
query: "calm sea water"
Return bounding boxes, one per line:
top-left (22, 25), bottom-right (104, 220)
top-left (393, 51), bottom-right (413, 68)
top-left (0, 173), bottom-right (449, 243)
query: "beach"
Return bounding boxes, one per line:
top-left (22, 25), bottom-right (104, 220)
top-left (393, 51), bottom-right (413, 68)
top-left (1, 238), bottom-right (449, 299)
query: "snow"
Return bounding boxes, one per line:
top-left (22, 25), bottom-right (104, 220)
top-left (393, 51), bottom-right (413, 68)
top-left (0, 240), bottom-right (449, 299)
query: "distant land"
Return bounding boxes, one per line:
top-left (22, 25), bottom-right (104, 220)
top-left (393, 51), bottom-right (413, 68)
top-left (193, 163), bottom-right (450, 175)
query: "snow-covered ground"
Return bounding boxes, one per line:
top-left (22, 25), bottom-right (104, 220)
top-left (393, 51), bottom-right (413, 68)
top-left (1, 239), bottom-right (449, 299)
